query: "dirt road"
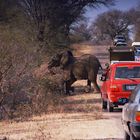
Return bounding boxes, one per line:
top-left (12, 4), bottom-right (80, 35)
top-left (0, 44), bottom-right (125, 140)
top-left (0, 93), bottom-right (124, 140)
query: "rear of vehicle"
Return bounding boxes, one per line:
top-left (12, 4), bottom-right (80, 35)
top-left (115, 41), bottom-right (127, 47)
top-left (101, 62), bottom-right (140, 112)
top-left (122, 85), bottom-right (140, 140)
top-left (109, 46), bottom-right (135, 62)
top-left (114, 35), bottom-right (126, 45)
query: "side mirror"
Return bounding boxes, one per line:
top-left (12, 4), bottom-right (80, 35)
top-left (100, 76), bottom-right (106, 81)
top-left (105, 63), bottom-right (109, 69)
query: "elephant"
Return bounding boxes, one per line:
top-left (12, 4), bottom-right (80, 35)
top-left (48, 50), bottom-right (102, 95)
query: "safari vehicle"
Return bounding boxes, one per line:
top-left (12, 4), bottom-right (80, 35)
top-left (108, 46), bottom-right (135, 63)
top-left (100, 46), bottom-right (138, 112)
top-left (113, 35), bottom-right (126, 45)
top-left (101, 62), bottom-right (140, 112)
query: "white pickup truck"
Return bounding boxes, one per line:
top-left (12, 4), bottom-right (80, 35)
top-left (132, 42), bottom-right (140, 61)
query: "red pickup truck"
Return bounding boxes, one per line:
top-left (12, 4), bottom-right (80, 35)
top-left (101, 62), bottom-right (140, 112)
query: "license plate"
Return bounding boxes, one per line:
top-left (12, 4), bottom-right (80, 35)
top-left (126, 85), bottom-right (136, 90)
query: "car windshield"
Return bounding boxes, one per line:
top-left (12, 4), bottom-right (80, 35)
top-left (117, 37), bottom-right (124, 39)
top-left (115, 66), bottom-right (140, 79)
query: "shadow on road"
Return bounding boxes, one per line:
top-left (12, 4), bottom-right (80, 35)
top-left (102, 107), bottom-right (123, 120)
top-left (103, 108), bottom-right (122, 113)
top-left (59, 90), bottom-right (102, 114)
top-left (62, 98), bottom-right (101, 105)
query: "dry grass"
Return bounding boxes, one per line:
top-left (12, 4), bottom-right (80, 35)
top-left (0, 93), bottom-right (102, 140)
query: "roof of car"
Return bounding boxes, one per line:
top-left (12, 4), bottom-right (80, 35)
top-left (110, 61), bottom-right (140, 67)
top-left (132, 42), bottom-right (140, 46)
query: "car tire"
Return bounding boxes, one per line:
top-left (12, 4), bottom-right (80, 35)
top-left (107, 100), bottom-right (114, 112)
top-left (124, 131), bottom-right (130, 140)
top-left (102, 100), bottom-right (107, 109)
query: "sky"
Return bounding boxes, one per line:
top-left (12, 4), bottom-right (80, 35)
top-left (86, 0), bottom-right (139, 23)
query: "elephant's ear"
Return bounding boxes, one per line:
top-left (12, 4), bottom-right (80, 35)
top-left (60, 51), bottom-right (74, 69)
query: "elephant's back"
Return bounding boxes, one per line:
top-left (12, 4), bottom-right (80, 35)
top-left (76, 54), bottom-right (101, 70)
top-left (77, 54), bottom-right (97, 59)
top-left (77, 54), bottom-right (92, 60)
top-left (77, 54), bottom-right (99, 64)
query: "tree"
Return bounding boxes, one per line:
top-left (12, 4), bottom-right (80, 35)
top-left (127, 5), bottom-right (140, 41)
top-left (70, 17), bottom-right (91, 43)
top-left (89, 9), bottom-right (132, 44)
top-left (0, 0), bottom-right (18, 22)
top-left (19, 0), bottom-right (114, 46)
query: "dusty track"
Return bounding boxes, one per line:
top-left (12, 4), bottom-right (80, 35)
top-left (0, 94), bottom-right (124, 140)
top-left (0, 44), bottom-right (124, 140)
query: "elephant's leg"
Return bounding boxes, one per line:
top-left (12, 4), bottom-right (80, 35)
top-left (65, 78), bottom-right (76, 95)
top-left (66, 84), bottom-right (74, 93)
top-left (65, 81), bottom-right (70, 95)
top-left (63, 81), bottom-right (68, 95)
top-left (70, 86), bottom-right (74, 92)
top-left (88, 71), bottom-right (100, 93)
top-left (87, 80), bottom-right (91, 87)
top-left (92, 81), bottom-right (100, 93)
top-left (85, 80), bottom-right (91, 93)
top-left (63, 80), bottom-right (72, 95)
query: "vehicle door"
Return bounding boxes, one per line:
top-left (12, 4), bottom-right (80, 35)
top-left (123, 88), bottom-right (138, 122)
top-left (101, 68), bottom-right (112, 99)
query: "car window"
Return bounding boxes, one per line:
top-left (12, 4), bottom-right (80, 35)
top-left (135, 93), bottom-right (140, 103)
top-left (129, 85), bottom-right (140, 103)
top-left (135, 86), bottom-right (140, 103)
top-left (115, 66), bottom-right (140, 79)
top-left (119, 37), bottom-right (124, 39)
top-left (114, 36), bottom-right (125, 40)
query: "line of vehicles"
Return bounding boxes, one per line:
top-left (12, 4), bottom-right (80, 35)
top-left (100, 36), bottom-right (140, 140)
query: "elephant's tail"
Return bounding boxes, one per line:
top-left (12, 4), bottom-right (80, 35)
top-left (99, 63), bottom-right (103, 70)
top-left (98, 60), bottom-right (103, 70)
